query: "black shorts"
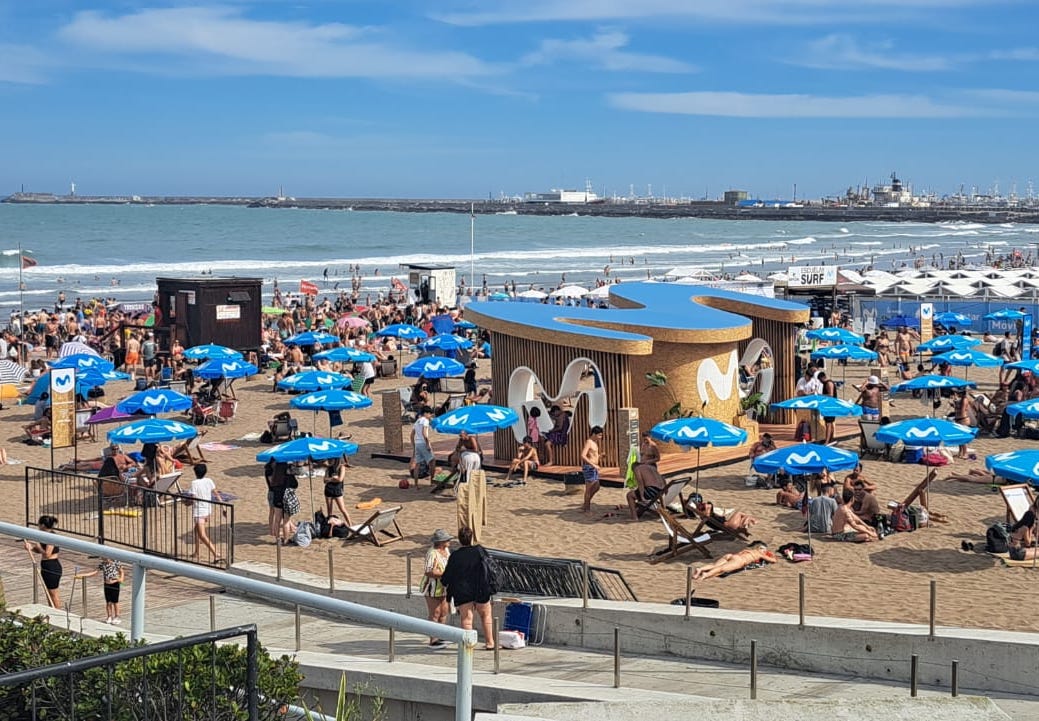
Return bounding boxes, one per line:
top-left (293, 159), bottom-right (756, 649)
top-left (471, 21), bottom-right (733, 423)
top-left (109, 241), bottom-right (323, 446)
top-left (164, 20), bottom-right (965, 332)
top-left (1010, 546), bottom-right (1026, 561)
top-left (363, 377), bottom-right (375, 387)
top-left (640, 484), bottom-right (663, 504)
top-left (454, 593), bottom-right (492, 606)
top-left (40, 558), bottom-right (62, 590)
top-left (324, 481), bottom-right (344, 499)
top-left (822, 416), bottom-right (835, 423)
top-left (270, 486), bottom-right (285, 509)
top-left (104, 583), bottom-right (121, 603)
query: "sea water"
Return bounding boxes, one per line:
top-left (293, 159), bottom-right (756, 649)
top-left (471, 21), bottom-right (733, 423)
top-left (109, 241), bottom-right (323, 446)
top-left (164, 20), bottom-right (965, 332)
top-left (0, 203), bottom-right (1035, 312)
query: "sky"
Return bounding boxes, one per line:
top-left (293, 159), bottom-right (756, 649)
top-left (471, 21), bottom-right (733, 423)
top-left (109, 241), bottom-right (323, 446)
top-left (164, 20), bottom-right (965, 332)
top-left (2, 1), bottom-right (1039, 200)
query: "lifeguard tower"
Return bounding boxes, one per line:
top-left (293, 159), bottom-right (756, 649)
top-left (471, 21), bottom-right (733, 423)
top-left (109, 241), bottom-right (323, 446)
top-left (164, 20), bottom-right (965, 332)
top-left (402, 264), bottom-right (456, 308)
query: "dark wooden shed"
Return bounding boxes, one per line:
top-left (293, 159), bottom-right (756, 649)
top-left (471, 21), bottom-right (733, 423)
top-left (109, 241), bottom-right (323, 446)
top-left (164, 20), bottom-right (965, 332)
top-left (155, 277), bottom-right (263, 353)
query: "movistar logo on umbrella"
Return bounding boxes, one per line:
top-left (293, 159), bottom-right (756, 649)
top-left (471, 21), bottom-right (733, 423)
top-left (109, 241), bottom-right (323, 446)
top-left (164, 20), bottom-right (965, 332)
top-left (309, 440), bottom-right (335, 452)
top-left (787, 450), bottom-right (821, 465)
top-left (906, 427), bottom-right (939, 439)
top-left (441, 413), bottom-right (469, 426)
top-left (676, 426), bottom-right (709, 439)
top-left (425, 361), bottom-right (445, 370)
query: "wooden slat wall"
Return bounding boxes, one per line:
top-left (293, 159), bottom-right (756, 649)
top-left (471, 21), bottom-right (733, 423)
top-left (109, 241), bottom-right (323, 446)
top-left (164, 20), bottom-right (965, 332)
top-left (489, 331), bottom-right (632, 466)
top-left (739, 317), bottom-right (799, 424)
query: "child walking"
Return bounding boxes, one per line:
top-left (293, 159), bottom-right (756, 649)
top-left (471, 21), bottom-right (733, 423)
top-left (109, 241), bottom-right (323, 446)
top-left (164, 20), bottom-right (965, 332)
top-left (76, 558), bottom-right (125, 624)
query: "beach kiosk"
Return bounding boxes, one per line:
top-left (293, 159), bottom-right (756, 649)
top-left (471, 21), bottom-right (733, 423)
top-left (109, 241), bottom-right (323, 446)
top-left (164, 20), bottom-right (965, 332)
top-left (155, 276), bottom-right (263, 354)
top-left (466, 282), bottom-right (810, 468)
top-left (402, 264), bottom-right (457, 308)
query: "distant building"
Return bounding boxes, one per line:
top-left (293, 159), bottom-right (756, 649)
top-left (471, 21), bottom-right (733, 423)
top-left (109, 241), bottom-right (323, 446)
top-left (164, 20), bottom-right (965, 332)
top-left (723, 190), bottom-right (749, 205)
top-left (523, 186), bottom-right (600, 204)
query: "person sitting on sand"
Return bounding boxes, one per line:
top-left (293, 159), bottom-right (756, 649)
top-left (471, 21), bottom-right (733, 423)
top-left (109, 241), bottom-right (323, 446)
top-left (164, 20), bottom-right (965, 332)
top-left (1007, 497), bottom-right (1039, 561)
top-left (23, 415), bottom-right (51, 441)
top-left (776, 480), bottom-right (802, 509)
top-left (807, 483), bottom-right (838, 534)
top-left (849, 479), bottom-right (881, 525)
top-left (695, 501), bottom-right (758, 531)
top-left (692, 542), bottom-right (776, 581)
top-left (843, 464), bottom-right (876, 495)
top-left (832, 489), bottom-right (879, 542)
top-left (505, 436), bottom-right (539, 485)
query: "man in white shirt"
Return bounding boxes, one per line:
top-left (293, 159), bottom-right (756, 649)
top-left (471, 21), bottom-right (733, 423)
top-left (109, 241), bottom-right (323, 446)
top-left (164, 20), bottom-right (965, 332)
top-left (410, 406), bottom-right (436, 486)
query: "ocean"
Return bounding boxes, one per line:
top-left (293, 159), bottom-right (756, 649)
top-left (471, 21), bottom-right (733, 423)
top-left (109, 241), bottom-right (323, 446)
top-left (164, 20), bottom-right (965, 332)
top-left (1, 203), bottom-right (1036, 313)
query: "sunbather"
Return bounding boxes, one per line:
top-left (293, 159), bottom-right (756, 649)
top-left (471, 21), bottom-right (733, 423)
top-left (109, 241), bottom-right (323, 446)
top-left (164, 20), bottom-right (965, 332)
top-left (696, 501), bottom-right (758, 531)
top-left (692, 542), bottom-right (776, 580)
top-left (504, 436), bottom-right (539, 485)
top-left (775, 481), bottom-right (802, 508)
top-left (942, 468), bottom-right (996, 484)
top-left (900, 469), bottom-right (949, 523)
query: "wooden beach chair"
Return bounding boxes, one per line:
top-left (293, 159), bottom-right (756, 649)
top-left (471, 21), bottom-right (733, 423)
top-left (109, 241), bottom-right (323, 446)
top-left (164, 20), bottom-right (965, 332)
top-left (343, 506), bottom-right (404, 547)
top-left (999, 484), bottom-right (1035, 526)
top-left (636, 475), bottom-right (691, 518)
top-left (172, 432), bottom-right (207, 465)
top-left (685, 502), bottom-right (752, 544)
top-left (649, 508), bottom-right (713, 563)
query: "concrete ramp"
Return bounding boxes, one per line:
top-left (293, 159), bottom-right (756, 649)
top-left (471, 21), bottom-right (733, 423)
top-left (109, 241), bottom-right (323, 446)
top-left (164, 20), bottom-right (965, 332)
top-left (489, 697), bottom-right (1011, 721)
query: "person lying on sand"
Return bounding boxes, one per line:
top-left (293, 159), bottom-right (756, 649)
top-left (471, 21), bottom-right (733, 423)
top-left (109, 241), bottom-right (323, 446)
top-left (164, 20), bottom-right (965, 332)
top-left (775, 481), bottom-right (802, 509)
top-left (692, 542), bottom-right (775, 581)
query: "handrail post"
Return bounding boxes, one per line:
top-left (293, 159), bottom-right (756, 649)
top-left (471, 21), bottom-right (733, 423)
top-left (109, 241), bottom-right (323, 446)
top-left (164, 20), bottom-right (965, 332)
top-left (910, 654), bottom-right (919, 697)
top-left (209, 595), bottom-right (216, 632)
top-left (929, 579), bottom-right (936, 639)
top-left (581, 561), bottom-right (589, 609)
top-left (276, 539), bottom-right (283, 581)
top-left (613, 627), bottom-right (621, 688)
top-left (455, 632), bottom-right (476, 721)
top-left (388, 629), bottom-right (395, 662)
top-left (130, 563), bottom-right (147, 642)
top-left (951, 660), bottom-right (958, 697)
top-left (493, 616), bottom-right (500, 674)
top-left (405, 554), bottom-right (412, 599)
top-left (328, 548), bottom-right (335, 594)
top-left (798, 573), bottom-right (805, 629)
top-left (684, 567), bottom-right (692, 619)
top-left (295, 605), bottom-right (302, 652)
top-left (750, 640), bottom-right (758, 699)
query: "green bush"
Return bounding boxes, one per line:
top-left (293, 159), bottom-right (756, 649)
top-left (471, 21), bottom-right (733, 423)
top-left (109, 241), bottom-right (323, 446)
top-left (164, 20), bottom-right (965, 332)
top-left (0, 612), bottom-right (302, 721)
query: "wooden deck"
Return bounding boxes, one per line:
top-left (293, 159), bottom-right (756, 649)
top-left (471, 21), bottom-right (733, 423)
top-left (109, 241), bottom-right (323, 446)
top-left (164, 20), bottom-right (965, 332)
top-left (372, 416), bottom-right (863, 488)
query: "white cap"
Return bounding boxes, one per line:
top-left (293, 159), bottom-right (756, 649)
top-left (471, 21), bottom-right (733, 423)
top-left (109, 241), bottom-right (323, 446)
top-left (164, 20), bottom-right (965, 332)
top-left (867, 375), bottom-right (880, 385)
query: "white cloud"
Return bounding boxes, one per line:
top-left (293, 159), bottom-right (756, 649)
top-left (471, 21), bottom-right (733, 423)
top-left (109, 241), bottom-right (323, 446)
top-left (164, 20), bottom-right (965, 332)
top-left (607, 90), bottom-right (992, 117)
top-left (989, 47), bottom-right (1039, 61)
top-left (521, 30), bottom-right (696, 73)
top-left (0, 43), bottom-right (53, 84)
top-left (58, 7), bottom-right (498, 80)
top-left (792, 34), bottom-right (953, 71)
top-left (438, 0), bottom-right (990, 26)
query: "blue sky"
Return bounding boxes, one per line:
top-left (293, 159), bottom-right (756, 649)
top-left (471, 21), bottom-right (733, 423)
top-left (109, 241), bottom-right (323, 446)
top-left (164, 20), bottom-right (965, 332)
top-left (2, 1), bottom-right (1038, 199)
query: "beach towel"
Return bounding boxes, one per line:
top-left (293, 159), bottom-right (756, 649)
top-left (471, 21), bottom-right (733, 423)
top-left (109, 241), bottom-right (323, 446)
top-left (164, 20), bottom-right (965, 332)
top-left (238, 432), bottom-right (263, 442)
top-left (214, 491), bottom-right (239, 502)
top-left (200, 442), bottom-right (241, 452)
top-left (624, 445), bottom-right (639, 490)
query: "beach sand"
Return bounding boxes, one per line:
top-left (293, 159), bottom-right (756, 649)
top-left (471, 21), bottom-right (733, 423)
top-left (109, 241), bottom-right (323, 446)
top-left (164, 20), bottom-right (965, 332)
top-left (3, 353), bottom-right (1038, 634)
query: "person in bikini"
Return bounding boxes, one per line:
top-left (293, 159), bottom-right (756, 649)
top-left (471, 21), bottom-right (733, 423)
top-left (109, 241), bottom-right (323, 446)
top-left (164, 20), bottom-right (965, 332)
top-left (692, 542), bottom-right (776, 581)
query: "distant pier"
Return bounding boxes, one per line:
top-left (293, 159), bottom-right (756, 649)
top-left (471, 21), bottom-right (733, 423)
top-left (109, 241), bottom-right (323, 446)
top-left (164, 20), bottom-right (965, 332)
top-left (5, 192), bottom-right (1039, 224)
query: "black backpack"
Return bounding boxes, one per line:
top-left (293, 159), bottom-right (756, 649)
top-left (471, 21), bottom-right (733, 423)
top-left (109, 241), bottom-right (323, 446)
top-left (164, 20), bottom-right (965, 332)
top-left (985, 523), bottom-right (1012, 554)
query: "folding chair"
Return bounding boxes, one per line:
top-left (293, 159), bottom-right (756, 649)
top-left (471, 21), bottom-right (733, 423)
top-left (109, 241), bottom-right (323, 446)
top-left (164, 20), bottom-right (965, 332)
top-left (859, 419), bottom-right (893, 460)
top-left (378, 359), bottom-right (398, 379)
top-left (218, 399), bottom-right (238, 423)
top-left (270, 416), bottom-right (294, 441)
top-left (172, 434), bottom-right (207, 465)
top-left (649, 508), bottom-right (713, 563)
top-left (190, 397), bottom-right (218, 426)
top-left (399, 388), bottom-right (419, 423)
top-left (1000, 484), bottom-right (1035, 526)
top-left (635, 476), bottom-right (691, 518)
top-left (685, 502), bottom-right (753, 544)
top-left (343, 506), bottom-right (404, 547)
top-left (75, 409), bottom-right (96, 442)
top-left (158, 365), bottom-right (174, 388)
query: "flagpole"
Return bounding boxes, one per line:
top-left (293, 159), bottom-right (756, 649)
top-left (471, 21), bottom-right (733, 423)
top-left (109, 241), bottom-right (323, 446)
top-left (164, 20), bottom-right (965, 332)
top-left (18, 243), bottom-right (24, 349)
top-left (470, 203), bottom-right (475, 299)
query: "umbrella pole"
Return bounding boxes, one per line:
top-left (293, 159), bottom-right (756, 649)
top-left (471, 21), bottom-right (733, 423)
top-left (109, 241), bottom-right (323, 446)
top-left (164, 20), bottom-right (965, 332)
top-left (695, 447), bottom-right (702, 497)
top-left (308, 463), bottom-right (316, 520)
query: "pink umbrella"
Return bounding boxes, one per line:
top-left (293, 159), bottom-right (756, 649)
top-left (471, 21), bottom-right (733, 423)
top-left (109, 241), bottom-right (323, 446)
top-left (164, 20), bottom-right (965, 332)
top-left (337, 315), bottom-right (370, 330)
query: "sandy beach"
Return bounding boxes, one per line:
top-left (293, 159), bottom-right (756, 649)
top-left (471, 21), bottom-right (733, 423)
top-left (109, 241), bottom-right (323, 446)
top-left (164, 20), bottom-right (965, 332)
top-left (3, 351), bottom-right (1039, 634)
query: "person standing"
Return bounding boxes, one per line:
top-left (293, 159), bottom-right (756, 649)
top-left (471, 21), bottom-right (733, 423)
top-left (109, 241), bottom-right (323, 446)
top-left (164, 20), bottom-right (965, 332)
top-left (580, 426), bottom-right (604, 512)
top-left (409, 406), bottom-right (436, 486)
top-left (323, 456), bottom-right (352, 524)
top-left (141, 332), bottom-right (157, 380)
top-left (188, 463), bottom-right (224, 565)
top-left (25, 515), bottom-right (62, 609)
top-left (441, 526), bottom-right (496, 650)
top-left (819, 371), bottom-right (838, 444)
top-left (75, 557), bottom-right (125, 624)
top-left (421, 529), bottom-right (453, 648)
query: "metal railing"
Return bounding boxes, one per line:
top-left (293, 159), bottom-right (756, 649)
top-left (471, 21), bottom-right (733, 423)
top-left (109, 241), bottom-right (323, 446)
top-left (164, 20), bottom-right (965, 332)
top-left (487, 549), bottom-right (638, 601)
top-left (0, 625), bottom-right (261, 721)
top-left (0, 522), bottom-right (477, 721)
top-left (24, 466), bottom-right (234, 565)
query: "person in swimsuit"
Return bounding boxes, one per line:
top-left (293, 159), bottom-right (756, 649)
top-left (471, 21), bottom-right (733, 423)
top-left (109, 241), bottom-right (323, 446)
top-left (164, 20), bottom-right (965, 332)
top-left (692, 542), bottom-right (776, 581)
top-left (580, 426), bottom-right (604, 512)
top-left (25, 514), bottom-right (62, 608)
top-left (323, 456), bottom-right (352, 524)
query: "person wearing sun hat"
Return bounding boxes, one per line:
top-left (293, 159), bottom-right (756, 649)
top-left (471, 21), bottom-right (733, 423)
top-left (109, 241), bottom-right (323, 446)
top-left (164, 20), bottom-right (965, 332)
top-left (421, 529), bottom-right (453, 648)
top-left (854, 375), bottom-right (885, 419)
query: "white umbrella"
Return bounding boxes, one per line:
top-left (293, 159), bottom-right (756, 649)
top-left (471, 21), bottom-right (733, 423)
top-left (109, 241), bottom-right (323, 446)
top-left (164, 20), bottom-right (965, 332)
top-left (583, 285), bottom-right (611, 299)
top-left (0, 360), bottom-right (27, 384)
top-left (549, 285), bottom-right (587, 299)
top-left (516, 289), bottom-right (547, 299)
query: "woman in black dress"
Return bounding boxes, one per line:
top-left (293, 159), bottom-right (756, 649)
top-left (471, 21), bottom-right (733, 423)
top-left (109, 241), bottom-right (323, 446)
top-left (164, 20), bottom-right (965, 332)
top-left (25, 515), bottom-right (62, 608)
top-left (440, 526), bottom-right (496, 649)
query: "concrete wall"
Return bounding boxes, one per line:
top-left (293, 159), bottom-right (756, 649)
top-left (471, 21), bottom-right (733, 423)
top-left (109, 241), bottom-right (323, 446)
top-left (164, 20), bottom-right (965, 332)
top-left (233, 561), bottom-right (1039, 698)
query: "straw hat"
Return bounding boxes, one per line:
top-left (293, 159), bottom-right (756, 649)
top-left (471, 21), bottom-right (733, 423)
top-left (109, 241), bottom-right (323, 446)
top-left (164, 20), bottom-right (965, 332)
top-left (430, 529), bottom-right (453, 544)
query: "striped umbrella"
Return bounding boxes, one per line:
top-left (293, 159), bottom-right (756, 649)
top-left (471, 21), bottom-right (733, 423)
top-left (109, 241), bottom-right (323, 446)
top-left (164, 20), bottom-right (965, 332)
top-left (0, 360), bottom-right (27, 384)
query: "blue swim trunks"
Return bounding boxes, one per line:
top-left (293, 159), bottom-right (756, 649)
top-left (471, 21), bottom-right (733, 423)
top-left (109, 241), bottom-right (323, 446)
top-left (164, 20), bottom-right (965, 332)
top-left (582, 463), bottom-right (599, 484)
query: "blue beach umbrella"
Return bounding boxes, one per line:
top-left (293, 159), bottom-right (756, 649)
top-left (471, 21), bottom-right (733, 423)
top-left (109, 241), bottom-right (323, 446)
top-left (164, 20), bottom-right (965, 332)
top-left (418, 333), bottom-right (474, 352)
top-left (935, 312), bottom-right (972, 327)
top-left (116, 387), bottom-right (193, 415)
top-left (932, 349), bottom-right (1003, 368)
top-left (752, 442), bottom-right (860, 475)
top-left (809, 344), bottom-right (877, 361)
top-left (375, 323), bottom-right (427, 341)
top-left (890, 375), bottom-right (976, 393)
top-left (182, 343), bottom-right (243, 361)
top-left (984, 308), bottom-right (1028, 321)
top-left (432, 404), bottom-right (519, 435)
top-left (255, 436), bottom-right (359, 463)
top-left (1004, 359), bottom-right (1039, 374)
top-left (875, 417), bottom-right (977, 447)
top-left (403, 357), bottom-right (466, 379)
top-left (107, 418), bottom-right (198, 444)
top-left (277, 370), bottom-right (353, 392)
top-left (805, 327), bottom-right (865, 344)
top-left (489, 292), bottom-right (511, 301)
top-left (290, 388), bottom-right (373, 435)
top-left (881, 314), bottom-right (919, 329)
top-left (917, 335), bottom-right (980, 353)
top-left (649, 417), bottom-right (748, 493)
top-left (985, 450), bottom-right (1039, 486)
top-left (284, 331), bottom-right (340, 346)
top-left (102, 370), bottom-right (133, 382)
top-left (454, 319), bottom-right (477, 330)
top-left (49, 353), bottom-right (115, 373)
top-left (1005, 399), bottom-right (1039, 420)
top-left (772, 394), bottom-right (863, 417)
top-left (193, 358), bottom-right (258, 380)
top-left (313, 347), bottom-right (376, 363)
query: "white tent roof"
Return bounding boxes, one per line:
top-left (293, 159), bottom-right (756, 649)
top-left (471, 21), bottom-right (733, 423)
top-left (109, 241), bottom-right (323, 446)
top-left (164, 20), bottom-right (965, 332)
top-left (988, 284), bottom-right (1024, 298)
top-left (664, 266), bottom-right (713, 279)
top-left (548, 285), bottom-right (588, 298)
top-left (583, 285), bottom-right (612, 298)
top-left (936, 283), bottom-right (978, 297)
top-left (516, 289), bottom-right (547, 299)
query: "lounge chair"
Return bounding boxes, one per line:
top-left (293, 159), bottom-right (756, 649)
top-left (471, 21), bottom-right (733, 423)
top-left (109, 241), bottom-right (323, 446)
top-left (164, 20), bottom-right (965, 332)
top-left (378, 359), bottom-right (398, 378)
top-left (685, 502), bottom-right (752, 544)
top-left (75, 409), bottom-right (96, 442)
top-left (190, 397), bottom-right (218, 426)
top-left (154, 470), bottom-right (184, 495)
top-left (858, 419), bottom-right (892, 460)
top-left (172, 432), bottom-right (207, 465)
top-left (1000, 484), bottom-right (1035, 525)
top-left (269, 415), bottom-right (296, 442)
top-left (636, 475), bottom-right (691, 518)
top-left (399, 388), bottom-right (419, 423)
top-left (649, 508), bottom-right (713, 563)
top-left (99, 476), bottom-right (132, 508)
top-left (343, 506), bottom-right (404, 547)
top-left (218, 399), bottom-right (238, 423)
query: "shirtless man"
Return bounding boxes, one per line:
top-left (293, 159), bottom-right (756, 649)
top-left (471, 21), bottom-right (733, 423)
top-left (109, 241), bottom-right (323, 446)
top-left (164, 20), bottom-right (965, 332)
top-left (842, 465), bottom-right (876, 494)
top-left (850, 479), bottom-right (880, 525)
top-left (580, 426), bottom-right (603, 512)
top-left (894, 326), bottom-right (914, 365)
top-left (692, 542), bottom-right (776, 581)
top-left (832, 490), bottom-right (879, 542)
top-left (854, 375), bottom-right (884, 419)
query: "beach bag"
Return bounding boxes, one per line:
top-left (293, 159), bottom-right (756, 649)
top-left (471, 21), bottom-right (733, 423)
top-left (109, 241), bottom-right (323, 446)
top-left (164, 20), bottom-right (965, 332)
top-left (921, 452), bottom-right (949, 467)
top-left (794, 420), bottom-right (811, 442)
top-left (890, 505), bottom-right (913, 533)
top-left (479, 548), bottom-right (501, 595)
top-left (498, 630), bottom-right (526, 649)
top-left (283, 487), bottom-right (301, 517)
top-left (985, 523), bottom-right (1011, 554)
